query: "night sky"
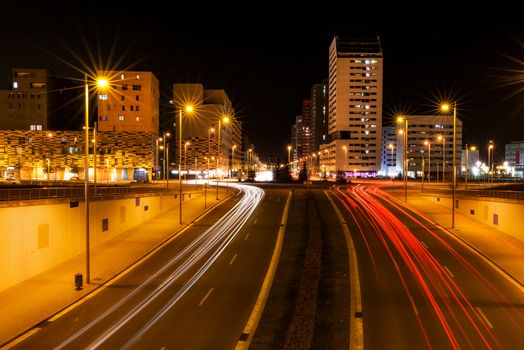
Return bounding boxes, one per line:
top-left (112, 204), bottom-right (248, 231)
top-left (1, 3), bottom-right (523, 162)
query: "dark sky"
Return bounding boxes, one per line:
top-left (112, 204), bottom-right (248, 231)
top-left (1, 3), bottom-right (523, 161)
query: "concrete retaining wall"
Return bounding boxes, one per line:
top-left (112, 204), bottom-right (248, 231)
top-left (0, 195), bottom-right (178, 292)
top-left (426, 195), bottom-right (524, 242)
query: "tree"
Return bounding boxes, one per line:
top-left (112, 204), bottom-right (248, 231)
top-left (279, 163), bottom-right (292, 182)
top-left (298, 162), bottom-right (308, 183)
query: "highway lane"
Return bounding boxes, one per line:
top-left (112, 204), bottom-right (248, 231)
top-left (331, 184), bottom-right (524, 349)
top-left (12, 184), bottom-right (289, 350)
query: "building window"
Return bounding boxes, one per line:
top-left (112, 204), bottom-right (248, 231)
top-left (99, 94), bottom-right (108, 100)
top-left (30, 82), bottom-right (46, 88)
top-left (136, 116), bottom-right (140, 122)
top-left (13, 82), bottom-right (19, 89)
top-left (118, 115), bottom-right (125, 121)
top-left (135, 95), bottom-right (139, 101)
top-left (120, 74), bottom-right (125, 80)
top-left (122, 84), bottom-right (128, 90)
top-left (121, 95), bottom-right (125, 101)
top-left (135, 74), bottom-right (140, 80)
top-left (130, 106), bottom-right (134, 111)
top-left (132, 85), bottom-right (141, 91)
top-left (30, 125), bottom-right (43, 130)
top-left (61, 137), bottom-right (68, 144)
top-left (122, 105), bottom-right (125, 111)
top-left (136, 105), bottom-right (139, 111)
top-left (99, 115), bottom-right (108, 121)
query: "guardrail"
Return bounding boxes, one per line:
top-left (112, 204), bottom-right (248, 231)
top-left (420, 188), bottom-right (524, 201)
top-left (0, 186), bottom-right (176, 202)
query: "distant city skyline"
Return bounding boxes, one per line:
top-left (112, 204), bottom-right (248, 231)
top-left (0, 4), bottom-right (523, 161)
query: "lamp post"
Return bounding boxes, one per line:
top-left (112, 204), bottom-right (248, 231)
top-left (84, 75), bottom-right (108, 284)
top-left (488, 141), bottom-right (494, 183)
top-left (162, 132), bottom-right (171, 188)
top-left (184, 141), bottom-right (190, 182)
top-left (178, 105), bottom-right (193, 224)
top-left (208, 127), bottom-right (214, 180)
top-left (287, 145), bottom-right (292, 165)
top-left (232, 144), bottom-right (237, 178)
top-left (342, 146), bottom-right (347, 172)
top-left (397, 116), bottom-right (408, 202)
top-left (465, 144), bottom-right (476, 189)
top-left (216, 116), bottom-right (230, 200)
top-left (424, 140), bottom-right (431, 183)
top-left (388, 143), bottom-right (394, 178)
top-left (437, 135), bottom-right (444, 182)
top-left (441, 103), bottom-right (457, 228)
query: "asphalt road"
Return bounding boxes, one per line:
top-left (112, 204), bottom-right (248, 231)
top-left (12, 184), bottom-right (289, 350)
top-left (331, 184), bottom-right (524, 349)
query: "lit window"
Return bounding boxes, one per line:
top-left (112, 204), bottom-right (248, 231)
top-left (136, 116), bottom-right (140, 122)
top-left (118, 115), bottom-right (125, 121)
top-left (99, 115), bottom-right (108, 121)
top-left (98, 94), bottom-right (108, 100)
top-left (136, 74), bottom-right (140, 80)
top-left (120, 74), bottom-right (125, 80)
top-left (13, 82), bottom-right (18, 89)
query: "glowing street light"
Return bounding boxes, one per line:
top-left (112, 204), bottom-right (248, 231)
top-left (232, 144), bottom-right (237, 178)
top-left (488, 140), bottom-right (494, 183)
top-left (397, 116), bottom-right (408, 202)
top-left (217, 115), bottom-right (230, 200)
top-left (465, 144), bottom-right (476, 189)
top-left (287, 145), bottom-right (292, 164)
top-left (184, 141), bottom-right (190, 181)
top-left (178, 105), bottom-right (193, 224)
top-left (342, 146), bottom-right (347, 171)
top-left (440, 102), bottom-right (457, 228)
top-left (424, 140), bottom-right (431, 183)
top-left (84, 75), bottom-right (108, 284)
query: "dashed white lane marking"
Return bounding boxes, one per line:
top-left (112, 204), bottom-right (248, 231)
top-left (198, 287), bottom-right (215, 306)
top-left (229, 254), bottom-right (238, 265)
top-left (444, 265), bottom-right (455, 278)
top-left (476, 307), bottom-right (494, 329)
top-left (420, 241), bottom-right (429, 250)
top-left (244, 232), bottom-right (250, 240)
top-left (410, 296), bottom-right (419, 315)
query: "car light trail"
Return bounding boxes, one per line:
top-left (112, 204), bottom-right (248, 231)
top-left (55, 183), bottom-right (264, 349)
top-left (330, 184), bottom-right (506, 349)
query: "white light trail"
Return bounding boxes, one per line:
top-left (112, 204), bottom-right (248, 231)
top-left (56, 183), bottom-right (264, 350)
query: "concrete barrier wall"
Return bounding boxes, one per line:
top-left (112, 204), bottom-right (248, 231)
top-left (426, 195), bottom-right (524, 242)
top-left (0, 195), bottom-right (178, 292)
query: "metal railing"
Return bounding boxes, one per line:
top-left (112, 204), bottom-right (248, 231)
top-left (0, 186), bottom-right (176, 202)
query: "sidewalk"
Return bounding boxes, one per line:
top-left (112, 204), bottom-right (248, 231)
top-left (386, 187), bottom-right (524, 287)
top-left (0, 187), bottom-right (232, 346)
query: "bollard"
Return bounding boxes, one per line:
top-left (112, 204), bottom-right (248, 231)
top-left (75, 273), bottom-right (83, 290)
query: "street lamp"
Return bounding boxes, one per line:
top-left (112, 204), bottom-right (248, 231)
top-left (287, 145), bottom-right (292, 165)
top-left (342, 146), bottom-right (347, 172)
top-left (397, 116), bottom-right (408, 202)
top-left (437, 135), bottom-right (445, 182)
top-left (465, 144), bottom-right (476, 189)
top-left (441, 103), bottom-right (457, 228)
top-left (488, 141), bottom-right (494, 183)
top-left (84, 75), bottom-right (108, 284)
top-left (424, 140), bottom-right (431, 183)
top-left (388, 143), bottom-right (394, 178)
top-left (232, 144), bottom-right (237, 178)
top-left (162, 132), bottom-right (171, 188)
top-left (184, 141), bottom-right (190, 182)
top-left (208, 127), bottom-right (214, 181)
top-left (179, 105), bottom-right (193, 224)
top-left (217, 115), bottom-right (230, 200)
